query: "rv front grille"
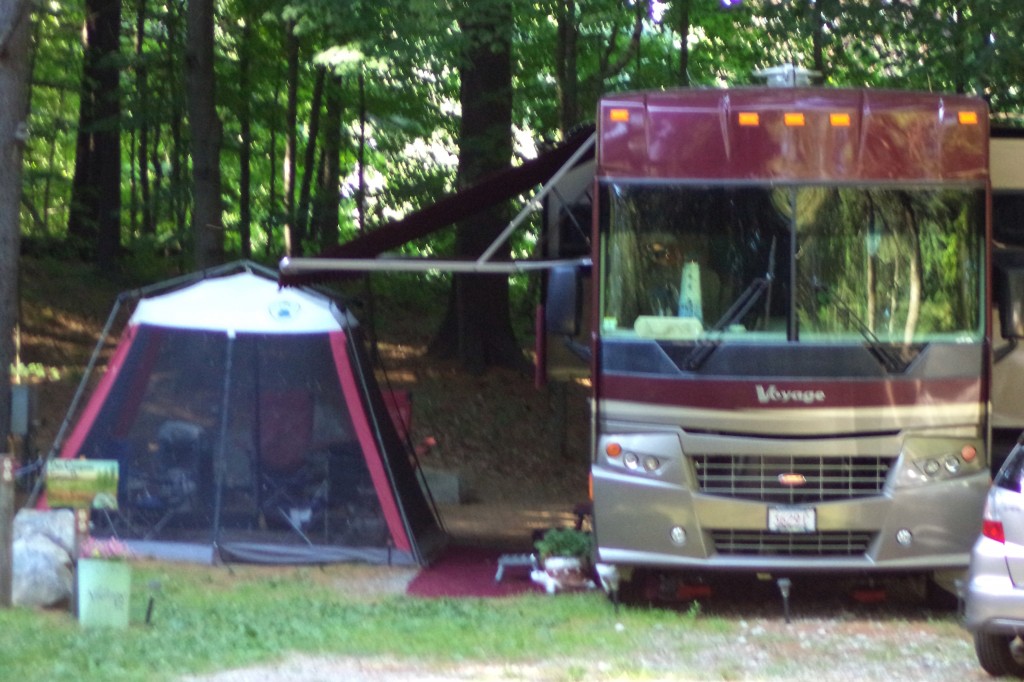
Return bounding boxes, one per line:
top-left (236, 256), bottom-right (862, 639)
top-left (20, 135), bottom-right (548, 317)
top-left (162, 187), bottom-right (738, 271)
top-left (692, 454), bottom-right (893, 504)
top-left (710, 529), bottom-right (874, 557)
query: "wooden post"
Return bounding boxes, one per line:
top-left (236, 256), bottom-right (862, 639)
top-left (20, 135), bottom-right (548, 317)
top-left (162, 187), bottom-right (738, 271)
top-left (0, 455), bottom-right (15, 607)
top-left (72, 508), bottom-right (89, 618)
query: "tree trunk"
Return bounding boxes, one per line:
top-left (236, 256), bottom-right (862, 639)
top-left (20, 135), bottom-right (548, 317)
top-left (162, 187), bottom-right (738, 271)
top-left (166, 1), bottom-right (187, 241)
top-left (296, 66), bottom-right (326, 252)
top-left (67, 0), bottom-right (122, 267)
top-left (311, 74), bottom-right (342, 250)
top-left (283, 22), bottom-right (298, 257)
top-left (185, 0), bottom-right (223, 268)
top-left (676, 0), bottom-right (690, 87)
top-left (151, 121), bottom-right (163, 238)
top-left (429, 0), bottom-right (524, 374)
top-left (238, 18), bottom-right (252, 258)
top-left (267, 76), bottom-right (281, 258)
top-left (809, 0), bottom-right (825, 78)
top-left (135, 0), bottom-right (153, 235)
top-left (0, 0), bottom-right (33, 439)
top-left (555, 0), bottom-right (578, 135)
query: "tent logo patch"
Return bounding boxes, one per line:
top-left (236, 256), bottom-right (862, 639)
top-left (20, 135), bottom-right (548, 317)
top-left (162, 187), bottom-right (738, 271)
top-left (268, 299), bottom-right (301, 321)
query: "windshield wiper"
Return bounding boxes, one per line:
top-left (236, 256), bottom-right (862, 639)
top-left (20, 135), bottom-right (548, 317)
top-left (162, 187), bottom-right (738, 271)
top-left (799, 278), bottom-right (915, 374)
top-left (683, 236), bottom-right (778, 372)
top-left (683, 277), bottom-right (770, 371)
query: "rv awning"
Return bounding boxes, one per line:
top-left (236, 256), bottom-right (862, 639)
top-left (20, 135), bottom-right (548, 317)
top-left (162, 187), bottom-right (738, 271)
top-left (279, 126), bottom-right (595, 285)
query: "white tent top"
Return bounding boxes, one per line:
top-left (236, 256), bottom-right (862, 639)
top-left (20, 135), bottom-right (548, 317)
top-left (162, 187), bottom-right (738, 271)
top-left (129, 271), bottom-right (348, 334)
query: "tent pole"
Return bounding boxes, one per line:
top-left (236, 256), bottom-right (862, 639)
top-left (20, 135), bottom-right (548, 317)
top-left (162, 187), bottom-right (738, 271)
top-left (211, 331), bottom-right (236, 561)
top-left (24, 294), bottom-right (128, 508)
top-left (344, 326), bottom-right (443, 564)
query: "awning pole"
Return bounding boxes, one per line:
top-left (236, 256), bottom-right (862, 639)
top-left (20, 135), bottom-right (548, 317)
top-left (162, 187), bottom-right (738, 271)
top-left (476, 133), bottom-right (596, 265)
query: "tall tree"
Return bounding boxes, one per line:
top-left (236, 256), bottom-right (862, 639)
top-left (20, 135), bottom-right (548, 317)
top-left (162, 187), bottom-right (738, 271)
top-left (554, 0), bottom-right (579, 133)
top-left (0, 0), bottom-right (32, 440)
top-left (675, 0), bottom-right (691, 87)
top-left (133, 0), bottom-right (154, 236)
top-left (310, 73), bottom-right (342, 251)
top-left (295, 65), bottom-right (326, 249)
top-left (186, 0), bottom-right (224, 267)
top-left (282, 21), bottom-right (299, 257)
top-left (237, 17), bottom-right (253, 258)
top-left (66, 0), bottom-right (122, 267)
top-left (429, 0), bottom-right (522, 373)
top-left (551, 0), bottom-right (645, 134)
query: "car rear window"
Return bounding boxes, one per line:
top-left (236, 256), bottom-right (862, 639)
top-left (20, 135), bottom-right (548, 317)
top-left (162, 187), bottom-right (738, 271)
top-left (995, 444), bottom-right (1024, 493)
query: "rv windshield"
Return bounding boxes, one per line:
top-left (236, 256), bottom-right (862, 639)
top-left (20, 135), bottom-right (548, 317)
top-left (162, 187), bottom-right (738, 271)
top-left (598, 182), bottom-right (984, 347)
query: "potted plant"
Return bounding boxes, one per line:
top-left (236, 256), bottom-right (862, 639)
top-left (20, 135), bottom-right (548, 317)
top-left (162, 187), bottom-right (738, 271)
top-left (533, 527), bottom-right (595, 593)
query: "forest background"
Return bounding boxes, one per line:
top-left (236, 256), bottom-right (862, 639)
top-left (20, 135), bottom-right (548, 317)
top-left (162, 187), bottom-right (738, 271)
top-left (1, 0), bottom-right (1024, 443)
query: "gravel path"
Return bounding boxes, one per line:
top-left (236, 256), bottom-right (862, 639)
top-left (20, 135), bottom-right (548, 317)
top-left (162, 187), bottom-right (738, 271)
top-left (181, 618), bottom-right (989, 682)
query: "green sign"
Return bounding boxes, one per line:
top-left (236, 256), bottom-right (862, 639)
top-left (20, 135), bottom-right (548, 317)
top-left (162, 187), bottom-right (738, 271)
top-left (47, 459), bottom-right (119, 510)
top-left (77, 558), bottom-right (132, 628)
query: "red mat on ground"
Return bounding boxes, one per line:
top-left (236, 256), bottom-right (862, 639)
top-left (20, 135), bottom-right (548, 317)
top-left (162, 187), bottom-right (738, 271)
top-left (407, 545), bottom-right (542, 598)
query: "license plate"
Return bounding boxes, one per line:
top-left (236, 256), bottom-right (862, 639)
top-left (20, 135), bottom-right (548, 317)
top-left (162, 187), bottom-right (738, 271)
top-left (768, 507), bottom-right (816, 533)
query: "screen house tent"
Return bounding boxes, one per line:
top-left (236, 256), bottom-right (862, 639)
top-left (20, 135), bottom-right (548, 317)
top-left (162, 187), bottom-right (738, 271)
top-left (50, 262), bottom-right (446, 565)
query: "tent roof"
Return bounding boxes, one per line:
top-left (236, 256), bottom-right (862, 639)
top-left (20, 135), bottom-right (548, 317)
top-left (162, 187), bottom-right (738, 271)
top-left (130, 271), bottom-right (349, 334)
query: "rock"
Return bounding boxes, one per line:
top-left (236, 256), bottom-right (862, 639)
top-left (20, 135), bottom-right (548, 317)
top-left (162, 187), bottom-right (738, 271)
top-left (12, 509), bottom-right (75, 608)
top-left (14, 508), bottom-right (75, 553)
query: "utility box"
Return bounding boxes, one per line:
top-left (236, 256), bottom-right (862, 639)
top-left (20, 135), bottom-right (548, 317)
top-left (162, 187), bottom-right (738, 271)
top-left (10, 385), bottom-right (36, 438)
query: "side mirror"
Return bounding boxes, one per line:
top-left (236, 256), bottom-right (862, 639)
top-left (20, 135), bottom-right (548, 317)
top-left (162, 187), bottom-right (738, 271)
top-left (536, 264), bottom-right (592, 387)
top-left (995, 248), bottom-right (1024, 339)
top-left (545, 265), bottom-right (583, 337)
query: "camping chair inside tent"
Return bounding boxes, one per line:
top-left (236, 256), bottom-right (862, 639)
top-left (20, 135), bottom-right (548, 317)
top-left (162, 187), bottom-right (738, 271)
top-left (128, 420), bottom-right (206, 539)
top-left (256, 390), bottom-right (329, 544)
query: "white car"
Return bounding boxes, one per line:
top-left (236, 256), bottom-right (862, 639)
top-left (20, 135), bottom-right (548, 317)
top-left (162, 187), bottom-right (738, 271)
top-left (964, 441), bottom-right (1024, 677)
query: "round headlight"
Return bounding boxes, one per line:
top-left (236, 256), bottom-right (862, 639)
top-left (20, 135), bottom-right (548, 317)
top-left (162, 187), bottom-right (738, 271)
top-left (643, 456), bottom-right (660, 472)
top-left (623, 452), bottom-right (640, 470)
top-left (923, 459), bottom-right (941, 476)
top-left (944, 456), bottom-right (961, 474)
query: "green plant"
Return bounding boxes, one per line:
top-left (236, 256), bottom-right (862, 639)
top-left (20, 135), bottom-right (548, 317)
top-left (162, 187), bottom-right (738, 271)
top-left (533, 527), bottom-right (594, 562)
top-left (10, 362), bottom-right (61, 382)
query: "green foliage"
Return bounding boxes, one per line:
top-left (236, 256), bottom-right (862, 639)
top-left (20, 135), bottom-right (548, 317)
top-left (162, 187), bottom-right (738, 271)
top-left (19, 0), bottom-right (1024, 275)
top-left (534, 527), bottom-right (594, 561)
top-left (9, 362), bottom-right (61, 383)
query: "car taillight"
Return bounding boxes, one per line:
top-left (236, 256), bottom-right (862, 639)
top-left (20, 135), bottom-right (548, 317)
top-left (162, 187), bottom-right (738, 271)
top-left (982, 491), bottom-right (1007, 543)
top-left (983, 518), bottom-right (1006, 543)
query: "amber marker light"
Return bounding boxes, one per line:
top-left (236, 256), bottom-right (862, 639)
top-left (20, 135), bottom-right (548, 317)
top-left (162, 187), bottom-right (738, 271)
top-left (961, 445), bottom-right (978, 463)
top-left (784, 112), bottom-right (806, 127)
top-left (829, 112), bottom-right (851, 127)
top-left (738, 112), bottom-right (760, 126)
top-left (958, 111), bottom-right (979, 125)
top-left (606, 442), bottom-right (623, 458)
top-left (778, 473), bottom-right (807, 487)
top-left (609, 108), bottom-right (630, 122)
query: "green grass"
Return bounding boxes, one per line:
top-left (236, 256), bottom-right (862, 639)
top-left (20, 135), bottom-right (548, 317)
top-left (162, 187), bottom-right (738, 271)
top-left (0, 562), bottom-right (718, 682)
top-left (0, 561), bottom-right (979, 682)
